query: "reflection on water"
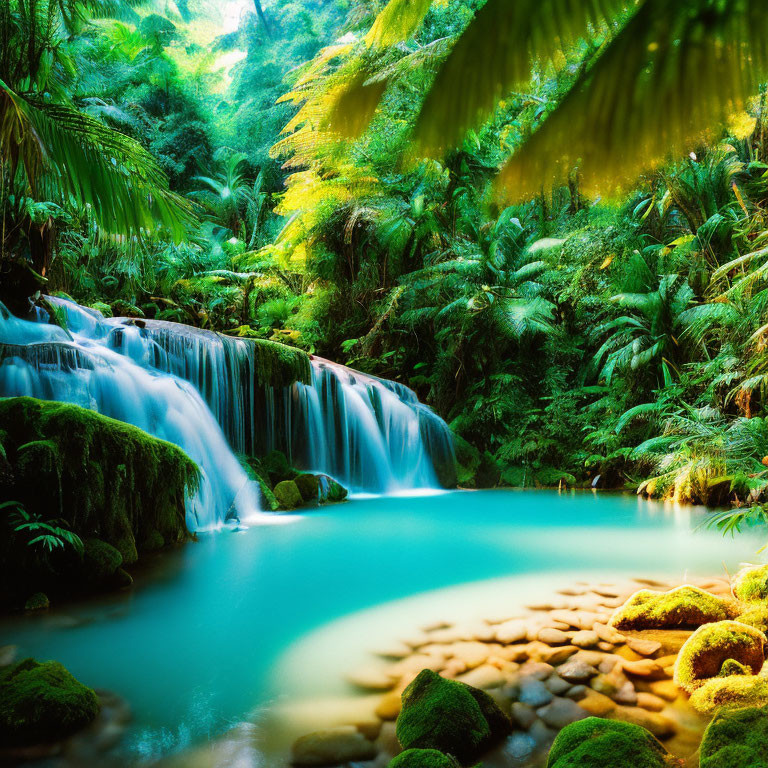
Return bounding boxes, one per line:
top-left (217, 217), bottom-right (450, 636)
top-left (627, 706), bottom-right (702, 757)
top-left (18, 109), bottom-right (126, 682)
top-left (0, 490), bottom-right (763, 765)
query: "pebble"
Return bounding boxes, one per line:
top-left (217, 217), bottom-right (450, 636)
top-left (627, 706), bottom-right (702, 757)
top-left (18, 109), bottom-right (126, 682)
top-left (372, 642), bottom-right (412, 659)
top-left (557, 659), bottom-right (598, 682)
top-left (539, 645), bottom-right (578, 665)
top-left (518, 678), bottom-right (554, 707)
top-left (565, 685), bottom-right (587, 700)
top-left (621, 659), bottom-right (664, 678)
top-left (537, 697), bottom-right (589, 729)
top-left (519, 660), bottom-right (554, 680)
top-left (571, 630), bottom-right (599, 648)
top-left (545, 674), bottom-right (572, 695)
top-left (507, 732), bottom-right (537, 761)
top-left (511, 702), bottom-right (538, 729)
top-left (577, 689), bottom-right (615, 716)
top-left (449, 641), bottom-right (491, 669)
top-left (292, 727), bottom-right (377, 766)
top-left (636, 692), bottom-right (666, 712)
top-left (626, 637), bottom-right (662, 657)
top-left (495, 620), bottom-right (528, 644)
top-left (457, 664), bottom-right (506, 689)
top-left (613, 681), bottom-right (638, 706)
top-left (649, 679), bottom-right (679, 701)
top-left (538, 628), bottom-right (571, 645)
top-left (594, 623), bottom-right (625, 644)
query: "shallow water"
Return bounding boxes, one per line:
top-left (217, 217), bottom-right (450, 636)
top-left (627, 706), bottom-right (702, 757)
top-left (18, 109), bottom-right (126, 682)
top-left (1, 489), bottom-right (764, 764)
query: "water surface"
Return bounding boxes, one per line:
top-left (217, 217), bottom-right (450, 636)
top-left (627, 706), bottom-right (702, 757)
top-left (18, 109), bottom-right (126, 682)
top-left (1, 490), bottom-right (763, 763)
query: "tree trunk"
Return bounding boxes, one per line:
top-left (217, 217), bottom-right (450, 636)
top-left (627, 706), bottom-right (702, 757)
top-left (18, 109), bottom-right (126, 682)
top-left (253, 0), bottom-right (272, 37)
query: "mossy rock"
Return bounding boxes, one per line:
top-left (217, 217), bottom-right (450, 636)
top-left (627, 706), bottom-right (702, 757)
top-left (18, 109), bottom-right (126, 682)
top-left (609, 586), bottom-right (735, 631)
top-left (735, 604), bottom-right (768, 632)
top-left (719, 659), bottom-right (752, 677)
top-left (81, 538), bottom-right (123, 581)
top-left (700, 704), bottom-right (768, 767)
top-left (388, 748), bottom-right (461, 768)
top-left (733, 564), bottom-right (768, 604)
top-left (0, 658), bottom-right (99, 747)
top-left (317, 475), bottom-right (348, 504)
top-left (294, 473), bottom-right (320, 503)
top-left (0, 397), bottom-right (198, 598)
top-left (546, 717), bottom-right (677, 768)
top-left (261, 450), bottom-right (296, 486)
top-left (689, 675), bottom-right (768, 714)
top-left (395, 669), bottom-right (511, 764)
top-left (673, 620), bottom-right (766, 693)
top-left (110, 300), bottom-right (145, 318)
top-left (138, 529), bottom-right (165, 553)
top-left (274, 480), bottom-right (303, 510)
top-left (24, 593), bottom-right (49, 611)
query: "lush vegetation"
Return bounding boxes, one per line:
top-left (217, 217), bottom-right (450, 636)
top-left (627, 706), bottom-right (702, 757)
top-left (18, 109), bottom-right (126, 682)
top-left (5, 0), bottom-right (768, 520)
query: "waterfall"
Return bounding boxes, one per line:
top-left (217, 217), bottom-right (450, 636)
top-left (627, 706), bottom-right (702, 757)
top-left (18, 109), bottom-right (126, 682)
top-left (0, 298), bottom-right (456, 528)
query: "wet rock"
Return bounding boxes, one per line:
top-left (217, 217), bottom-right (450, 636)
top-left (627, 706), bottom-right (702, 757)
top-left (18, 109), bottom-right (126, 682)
top-left (689, 675), bottom-right (768, 714)
top-left (536, 697), bottom-right (588, 729)
top-left (518, 678), bottom-right (553, 707)
top-left (636, 692), bottom-right (666, 712)
top-left (506, 732), bottom-right (536, 760)
top-left (24, 593), bottom-right (49, 611)
top-left (274, 480), bottom-right (304, 510)
top-left (291, 726), bottom-right (377, 766)
top-left (538, 645), bottom-right (577, 665)
top-left (577, 689), bottom-right (615, 716)
top-left (544, 674), bottom-right (572, 696)
top-left (557, 659), bottom-right (598, 683)
top-left (388, 748), bottom-right (460, 768)
top-left (511, 702), bottom-right (537, 729)
top-left (518, 660), bottom-right (553, 680)
top-left (564, 685), bottom-right (587, 701)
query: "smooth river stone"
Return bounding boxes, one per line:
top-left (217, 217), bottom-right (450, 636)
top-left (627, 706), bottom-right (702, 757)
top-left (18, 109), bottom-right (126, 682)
top-left (457, 664), bottom-right (506, 689)
top-left (636, 692), bottom-right (666, 712)
top-left (347, 667), bottom-right (398, 690)
top-left (494, 620), bottom-right (528, 644)
top-left (292, 726), bottom-right (377, 766)
top-left (537, 697), bottom-right (589, 729)
top-left (571, 630), bottom-right (599, 648)
top-left (518, 678), bottom-right (554, 707)
top-left (511, 702), bottom-right (538, 729)
top-left (538, 628), bottom-right (571, 645)
top-left (557, 659), bottom-right (598, 683)
top-left (626, 637), bottom-right (663, 657)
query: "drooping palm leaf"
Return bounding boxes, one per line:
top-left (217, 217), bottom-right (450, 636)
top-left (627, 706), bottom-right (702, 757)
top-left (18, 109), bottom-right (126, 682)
top-left (413, 0), bottom-right (631, 154)
top-left (497, 0), bottom-right (768, 199)
top-left (1, 82), bottom-right (193, 242)
top-left (365, 0), bottom-right (433, 48)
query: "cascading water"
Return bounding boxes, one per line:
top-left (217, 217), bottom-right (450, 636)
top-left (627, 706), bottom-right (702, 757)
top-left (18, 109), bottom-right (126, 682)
top-left (0, 298), bottom-right (455, 528)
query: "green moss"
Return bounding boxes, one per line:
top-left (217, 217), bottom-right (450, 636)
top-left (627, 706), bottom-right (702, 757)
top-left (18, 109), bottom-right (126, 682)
top-left (139, 529), bottom-right (165, 552)
top-left (673, 620), bottom-right (766, 693)
top-left (388, 749), bottom-right (461, 768)
top-left (733, 564), bottom-right (768, 604)
top-left (700, 705), bottom-right (768, 767)
top-left (24, 592), bottom-right (49, 611)
top-left (0, 397), bottom-right (199, 596)
top-left (81, 538), bottom-right (122, 580)
top-left (261, 450), bottom-right (296, 486)
top-left (110, 300), bottom-right (145, 318)
top-left (735, 605), bottom-right (768, 632)
top-left (395, 669), bottom-right (511, 764)
top-left (719, 658), bottom-right (752, 677)
top-left (689, 675), bottom-right (768, 714)
top-left (0, 658), bottom-right (99, 746)
top-left (274, 480), bottom-right (303, 510)
top-left (294, 473), bottom-right (319, 503)
top-left (546, 717), bottom-right (674, 768)
top-left (226, 333), bottom-right (311, 388)
top-left (609, 586), bottom-right (735, 631)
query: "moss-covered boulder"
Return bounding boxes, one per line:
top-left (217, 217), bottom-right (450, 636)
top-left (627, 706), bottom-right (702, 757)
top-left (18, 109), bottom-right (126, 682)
top-left (389, 748), bottom-right (461, 768)
top-left (261, 450), bottom-right (296, 486)
top-left (0, 397), bottom-right (198, 605)
top-left (699, 704), bottom-right (768, 767)
top-left (673, 620), bottom-right (765, 693)
top-left (609, 586), bottom-right (735, 631)
top-left (735, 604), bottom-right (768, 633)
top-left (274, 480), bottom-right (303, 510)
top-left (317, 475), bottom-right (348, 504)
top-left (81, 538), bottom-right (123, 581)
top-left (546, 717), bottom-right (676, 768)
top-left (733, 564), bottom-right (768, 604)
top-left (0, 658), bottom-right (99, 747)
top-left (395, 669), bottom-right (511, 764)
top-left (295, 473), bottom-right (320, 503)
top-left (689, 675), bottom-right (768, 714)
top-left (23, 593), bottom-right (49, 611)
